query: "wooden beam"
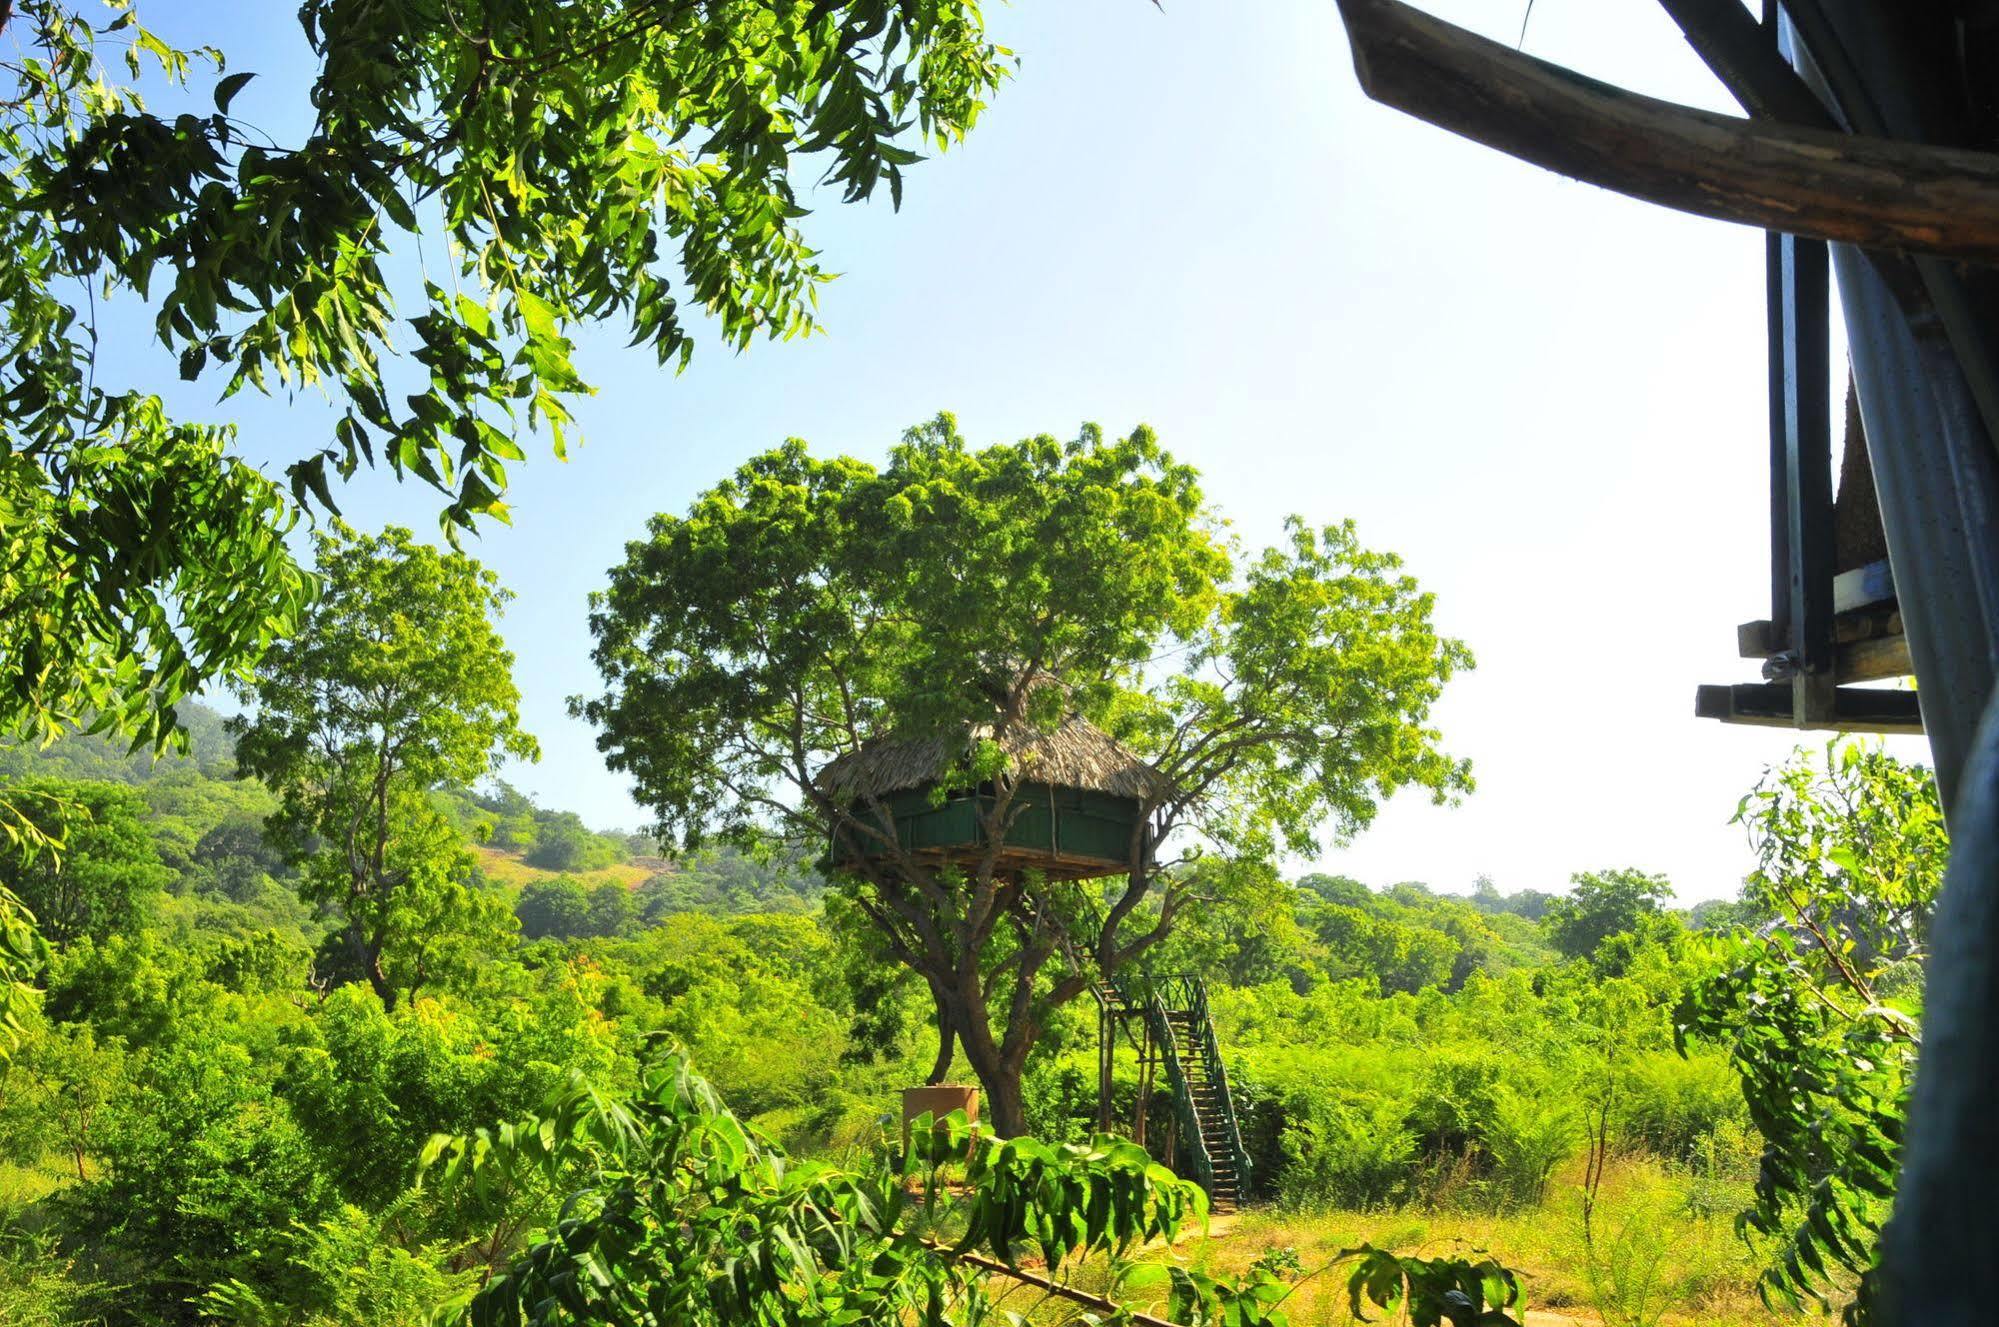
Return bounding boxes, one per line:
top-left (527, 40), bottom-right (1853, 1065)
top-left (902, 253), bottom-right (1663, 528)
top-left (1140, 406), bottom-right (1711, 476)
top-left (1832, 556), bottom-right (1895, 612)
top-left (1694, 681), bottom-right (1923, 733)
top-left (1738, 607), bottom-right (1904, 657)
top-left (1738, 605), bottom-right (1912, 682)
top-left (1654, 0), bottom-right (1838, 128)
top-left (1840, 633), bottom-right (1914, 684)
top-left (1332, 0), bottom-right (1999, 262)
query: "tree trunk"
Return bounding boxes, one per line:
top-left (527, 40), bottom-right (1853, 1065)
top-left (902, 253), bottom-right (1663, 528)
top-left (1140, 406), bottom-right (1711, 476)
top-left (350, 923), bottom-right (396, 1012)
top-left (952, 997), bottom-right (1031, 1137)
top-left (926, 1002), bottom-right (956, 1085)
top-left (979, 1064), bottom-right (1027, 1140)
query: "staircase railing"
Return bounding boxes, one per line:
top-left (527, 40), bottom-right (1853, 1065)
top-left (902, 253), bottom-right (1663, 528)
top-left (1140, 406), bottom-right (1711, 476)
top-left (1184, 976), bottom-right (1252, 1195)
top-left (1142, 987), bottom-right (1216, 1194)
top-left (1090, 966), bottom-right (1250, 1201)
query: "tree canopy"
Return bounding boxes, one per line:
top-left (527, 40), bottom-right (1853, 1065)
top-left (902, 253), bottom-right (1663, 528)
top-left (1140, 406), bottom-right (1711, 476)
top-left (1542, 868), bottom-right (1675, 962)
top-left (0, 0), bottom-right (1009, 750)
top-left (0, 780), bottom-right (170, 946)
top-left (580, 414), bottom-right (1473, 1132)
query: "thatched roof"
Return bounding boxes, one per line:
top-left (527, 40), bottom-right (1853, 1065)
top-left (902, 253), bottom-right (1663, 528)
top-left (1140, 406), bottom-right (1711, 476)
top-left (816, 713), bottom-right (1170, 804)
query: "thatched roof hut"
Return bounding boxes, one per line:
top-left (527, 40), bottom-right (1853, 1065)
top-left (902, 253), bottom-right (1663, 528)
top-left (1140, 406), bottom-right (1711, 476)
top-left (816, 713), bottom-right (1170, 805)
top-left (818, 713), bottom-right (1171, 881)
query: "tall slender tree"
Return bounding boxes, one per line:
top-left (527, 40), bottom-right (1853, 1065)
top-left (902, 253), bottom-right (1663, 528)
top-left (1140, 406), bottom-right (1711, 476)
top-left (232, 524), bottom-right (537, 1009)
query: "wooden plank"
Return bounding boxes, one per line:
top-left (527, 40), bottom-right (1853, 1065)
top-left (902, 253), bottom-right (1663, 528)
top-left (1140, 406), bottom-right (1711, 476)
top-left (1743, 611), bottom-right (1900, 659)
top-left (1695, 682), bottom-right (1922, 734)
top-left (1740, 608), bottom-right (1905, 657)
top-left (1839, 608), bottom-right (1905, 645)
top-left (1738, 619), bottom-right (1781, 658)
top-left (1840, 633), bottom-right (1914, 683)
top-left (1331, 0), bottom-right (1999, 261)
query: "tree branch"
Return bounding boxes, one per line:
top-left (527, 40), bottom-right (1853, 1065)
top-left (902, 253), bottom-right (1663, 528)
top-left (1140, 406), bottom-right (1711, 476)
top-left (920, 1240), bottom-right (1186, 1327)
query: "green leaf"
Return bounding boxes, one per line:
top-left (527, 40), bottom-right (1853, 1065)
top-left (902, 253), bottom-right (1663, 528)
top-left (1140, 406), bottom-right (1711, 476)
top-left (518, 289), bottom-right (562, 342)
top-left (214, 70), bottom-right (255, 113)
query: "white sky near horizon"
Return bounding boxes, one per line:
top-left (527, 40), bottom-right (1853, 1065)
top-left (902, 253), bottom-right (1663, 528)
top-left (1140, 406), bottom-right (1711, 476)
top-left (98, 1), bottom-right (1932, 905)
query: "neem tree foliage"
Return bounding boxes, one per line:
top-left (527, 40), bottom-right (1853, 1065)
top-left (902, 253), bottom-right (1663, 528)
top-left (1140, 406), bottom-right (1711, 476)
top-left (423, 1049), bottom-right (1525, 1327)
top-left (581, 414), bottom-right (1473, 1134)
top-left (421, 1049), bottom-right (1526, 1327)
top-left (232, 524), bottom-right (538, 1011)
top-left (0, 0), bottom-right (1009, 750)
top-left (1680, 742), bottom-right (1945, 1324)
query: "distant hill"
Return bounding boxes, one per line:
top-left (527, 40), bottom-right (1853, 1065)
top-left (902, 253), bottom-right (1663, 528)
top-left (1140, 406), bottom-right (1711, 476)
top-left (2, 706), bottom-right (828, 922)
top-left (471, 843), bottom-right (653, 895)
top-left (0, 701), bottom-right (237, 785)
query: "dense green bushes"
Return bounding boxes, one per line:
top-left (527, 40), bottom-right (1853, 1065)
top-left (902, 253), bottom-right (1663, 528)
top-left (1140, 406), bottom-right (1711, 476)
top-left (991, 937), bottom-right (1755, 1225)
top-left (1165, 955), bottom-right (1752, 1216)
top-left (0, 711), bottom-right (1935, 1325)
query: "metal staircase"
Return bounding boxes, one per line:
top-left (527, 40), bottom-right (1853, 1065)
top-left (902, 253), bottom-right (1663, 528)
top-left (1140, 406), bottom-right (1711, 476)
top-left (1022, 890), bottom-right (1249, 1208)
top-left (1096, 973), bottom-right (1251, 1210)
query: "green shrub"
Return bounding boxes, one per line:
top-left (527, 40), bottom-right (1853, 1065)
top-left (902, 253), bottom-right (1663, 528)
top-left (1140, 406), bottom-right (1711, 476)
top-left (523, 814), bottom-right (622, 872)
top-left (0, 1227), bottom-right (97, 1325)
top-left (1023, 1053), bottom-right (1100, 1144)
top-left (1483, 1082), bottom-right (1577, 1209)
top-left (202, 1203), bottom-right (475, 1327)
top-left (1277, 1096), bottom-right (1417, 1211)
top-left (85, 1037), bottom-right (336, 1314)
top-left (1618, 1051), bottom-right (1747, 1164)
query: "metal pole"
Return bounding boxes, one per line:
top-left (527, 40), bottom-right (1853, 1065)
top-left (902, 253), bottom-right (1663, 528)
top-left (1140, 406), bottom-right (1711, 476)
top-left (1785, 6), bottom-right (1999, 1321)
top-left (1096, 997), bottom-right (1110, 1134)
top-left (1828, 246), bottom-right (1999, 813)
top-left (1880, 687), bottom-right (1999, 1323)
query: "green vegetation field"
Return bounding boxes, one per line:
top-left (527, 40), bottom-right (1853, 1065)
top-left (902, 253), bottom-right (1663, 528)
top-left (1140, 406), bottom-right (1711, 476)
top-left (0, 701), bottom-right (1928, 1325)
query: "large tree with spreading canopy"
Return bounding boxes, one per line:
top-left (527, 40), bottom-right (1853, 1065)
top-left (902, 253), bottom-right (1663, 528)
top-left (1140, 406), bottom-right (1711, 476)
top-left (580, 414), bottom-right (1473, 1135)
top-left (0, 0), bottom-right (1010, 1031)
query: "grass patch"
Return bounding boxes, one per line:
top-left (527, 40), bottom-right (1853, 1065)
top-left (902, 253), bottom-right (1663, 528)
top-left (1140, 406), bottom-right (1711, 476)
top-left (1115, 1155), bottom-right (1769, 1326)
top-left (471, 845), bottom-right (651, 895)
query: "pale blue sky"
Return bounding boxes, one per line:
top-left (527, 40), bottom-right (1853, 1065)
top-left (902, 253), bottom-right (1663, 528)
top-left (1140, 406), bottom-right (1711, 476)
top-left (108, 1), bottom-right (1927, 902)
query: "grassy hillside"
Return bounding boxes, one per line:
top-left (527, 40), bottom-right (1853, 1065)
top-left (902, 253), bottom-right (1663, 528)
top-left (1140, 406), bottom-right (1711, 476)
top-left (471, 843), bottom-right (655, 895)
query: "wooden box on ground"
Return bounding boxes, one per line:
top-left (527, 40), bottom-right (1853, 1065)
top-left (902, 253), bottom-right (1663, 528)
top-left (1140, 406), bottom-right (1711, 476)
top-left (901, 1084), bottom-right (979, 1150)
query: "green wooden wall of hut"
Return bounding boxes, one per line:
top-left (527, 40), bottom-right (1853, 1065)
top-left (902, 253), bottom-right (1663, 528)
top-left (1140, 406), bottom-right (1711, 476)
top-left (831, 782), bottom-right (1138, 873)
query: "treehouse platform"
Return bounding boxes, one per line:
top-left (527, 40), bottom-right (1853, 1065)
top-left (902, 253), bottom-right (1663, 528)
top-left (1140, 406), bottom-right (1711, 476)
top-left (818, 712), bottom-right (1166, 882)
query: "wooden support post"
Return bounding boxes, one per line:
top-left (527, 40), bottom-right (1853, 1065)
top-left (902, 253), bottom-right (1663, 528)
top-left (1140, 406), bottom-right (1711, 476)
top-left (1768, 229), bottom-right (1838, 723)
top-left (1654, 0), bottom-right (1838, 127)
top-left (1097, 1000), bottom-right (1114, 1135)
top-left (1134, 1020), bottom-right (1153, 1147)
